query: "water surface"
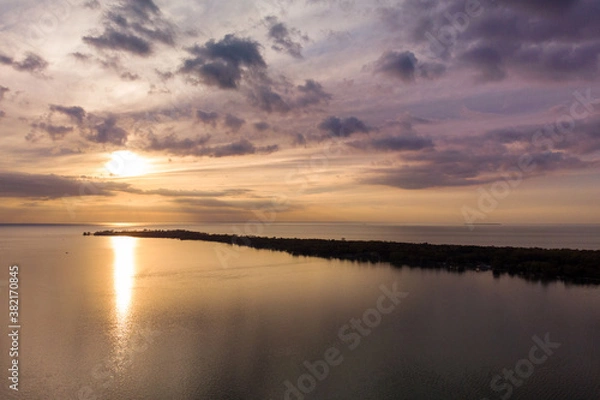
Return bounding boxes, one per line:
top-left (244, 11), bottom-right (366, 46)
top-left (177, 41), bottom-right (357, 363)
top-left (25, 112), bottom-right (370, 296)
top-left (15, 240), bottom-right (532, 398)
top-left (0, 225), bottom-right (598, 399)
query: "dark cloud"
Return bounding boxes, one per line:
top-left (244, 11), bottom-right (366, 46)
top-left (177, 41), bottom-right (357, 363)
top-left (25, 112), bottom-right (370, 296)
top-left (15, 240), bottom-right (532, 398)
top-left (265, 16), bottom-right (307, 59)
top-left (180, 35), bottom-right (323, 114)
top-left (83, 29), bottom-right (152, 56)
top-left (155, 69), bottom-right (174, 81)
top-left (375, 51), bottom-right (418, 82)
top-left (482, 117), bottom-right (600, 156)
top-left (192, 139), bottom-right (277, 157)
top-left (180, 35), bottom-right (266, 89)
top-left (173, 196), bottom-right (291, 214)
top-left (246, 78), bottom-right (331, 113)
top-left (460, 46), bottom-right (506, 82)
top-left (253, 121), bottom-right (270, 131)
top-left (14, 53), bottom-right (48, 73)
top-left (0, 171), bottom-right (249, 201)
top-left (374, 51), bottom-right (446, 83)
top-left (364, 165), bottom-right (487, 190)
top-left (248, 85), bottom-right (291, 113)
top-left (33, 123), bottom-right (74, 141)
top-left (502, 0), bottom-right (579, 14)
top-left (0, 110), bottom-right (5, 118)
top-left (362, 115), bottom-right (600, 189)
top-left (120, 71), bottom-right (140, 81)
top-left (87, 116), bottom-right (128, 145)
top-left (318, 116), bottom-right (370, 137)
top-left (394, 0), bottom-right (600, 82)
top-left (295, 80), bottom-right (332, 107)
top-left (0, 172), bottom-right (130, 199)
top-left (0, 54), bottom-right (13, 65)
top-left (209, 138), bottom-right (256, 157)
top-left (294, 133), bottom-right (307, 146)
top-left (224, 114), bottom-right (246, 131)
top-left (0, 86), bottom-right (9, 101)
top-left (84, 0), bottom-right (100, 9)
top-left (71, 52), bottom-right (93, 62)
top-left (139, 188), bottom-right (249, 198)
top-left (144, 133), bottom-right (277, 158)
top-left (146, 133), bottom-right (211, 153)
top-left (49, 105), bottom-right (86, 124)
top-left (349, 135), bottom-right (434, 152)
top-left (83, 0), bottom-right (175, 56)
top-left (0, 52), bottom-right (49, 75)
top-left (196, 110), bottom-right (219, 126)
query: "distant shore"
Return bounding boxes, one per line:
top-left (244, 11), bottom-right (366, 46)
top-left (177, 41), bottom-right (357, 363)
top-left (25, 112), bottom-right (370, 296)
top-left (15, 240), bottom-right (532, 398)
top-left (89, 229), bottom-right (600, 285)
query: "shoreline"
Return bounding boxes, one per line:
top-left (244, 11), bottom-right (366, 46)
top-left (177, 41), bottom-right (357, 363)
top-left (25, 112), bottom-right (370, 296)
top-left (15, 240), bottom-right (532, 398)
top-left (89, 229), bottom-right (600, 286)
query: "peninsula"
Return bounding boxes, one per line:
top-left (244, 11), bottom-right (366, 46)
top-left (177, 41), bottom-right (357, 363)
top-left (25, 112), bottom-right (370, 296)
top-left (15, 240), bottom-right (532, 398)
top-left (91, 229), bottom-right (600, 285)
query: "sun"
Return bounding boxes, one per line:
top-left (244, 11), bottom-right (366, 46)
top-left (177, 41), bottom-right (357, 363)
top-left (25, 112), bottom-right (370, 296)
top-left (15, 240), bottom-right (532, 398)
top-left (105, 151), bottom-right (150, 177)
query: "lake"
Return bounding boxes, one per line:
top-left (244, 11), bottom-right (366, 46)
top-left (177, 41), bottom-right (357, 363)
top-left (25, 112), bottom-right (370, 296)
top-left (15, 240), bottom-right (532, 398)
top-left (0, 224), bottom-right (599, 399)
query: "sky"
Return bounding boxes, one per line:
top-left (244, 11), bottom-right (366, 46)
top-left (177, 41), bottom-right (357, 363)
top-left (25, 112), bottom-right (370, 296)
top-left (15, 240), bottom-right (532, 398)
top-left (0, 0), bottom-right (599, 224)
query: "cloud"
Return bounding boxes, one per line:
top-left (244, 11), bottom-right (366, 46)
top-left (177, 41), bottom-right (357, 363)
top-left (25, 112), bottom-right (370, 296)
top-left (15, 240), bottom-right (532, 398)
top-left (0, 54), bottom-right (13, 65)
top-left (0, 86), bottom-right (9, 101)
top-left (32, 123), bottom-right (74, 141)
top-left (155, 69), bottom-right (174, 81)
top-left (247, 85), bottom-right (291, 113)
top-left (180, 35), bottom-right (325, 113)
top-left (246, 78), bottom-right (331, 113)
top-left (137, 188), bottom-right (249, 198)
top-left (482, 117), bottom-right (600, 156)
top-left (145, 133), bottom-right (211, 153)
top-left (0, 52), bottom-right (49, 75)
top-left (349, 135), bottom-right (434, 152)
top-left (361, 117), bottom-right (600, 190)
top-left (460, 46), bottom-right (506, 82)
top-left (83, 0), bottom-right (175, 56)
top-left (71, 52), bottom-right (93, 62)
top-left (295, 79), bottom-right (332, 107)
top-left (49, 105), bottom-right (86, 124)
top-left (84, 29), bottom-right (152, 56)
top-left (395, 0), bottom-right (600, 82)
top-left (14, 53), bottom-right (49, 73)
top-left (374, 51), bottom-right (446, 83)
top-left (318, 116), bottom-right (370, 137)
top-left (84, 0), bottom-right (101, 9)
top-left (180, 34), bottom-right (266, 89)
top-left (253, 121), bottom-right (270, 131)
top-left (0, 172), bottom-right (130, 199)
top-left (0, 110), bottom-right (5, 118)
top-left (224, 114), bottom-right (246, 132)
top-left (87, 115), bottom-right (128, 145)
top-left (0, 171), bottom-right (250, 200)
top-left (196, 139), bottom-right (277, 157)
top-left (196, 110), bottom-right (219, 126)
top-left (120, 71), bottom-right (140, 81)
top-left (144, 133), bottom-right (277, 158)
top-left (265, 16), bottom-right (307, 59)
top-left (502, 0), bottom-right (579, 14)
top-left (209, 138), bottom-right (256, 157)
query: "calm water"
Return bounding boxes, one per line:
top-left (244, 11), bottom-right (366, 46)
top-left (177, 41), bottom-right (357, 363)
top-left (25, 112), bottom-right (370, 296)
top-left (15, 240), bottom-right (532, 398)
top-left (0, 224), bottom-right (599, 399)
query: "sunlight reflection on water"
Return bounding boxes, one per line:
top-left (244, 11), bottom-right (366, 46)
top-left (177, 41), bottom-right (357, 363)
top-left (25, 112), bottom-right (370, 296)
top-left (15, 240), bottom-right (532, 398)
top-left (111, 236), bottom-right (137, 370)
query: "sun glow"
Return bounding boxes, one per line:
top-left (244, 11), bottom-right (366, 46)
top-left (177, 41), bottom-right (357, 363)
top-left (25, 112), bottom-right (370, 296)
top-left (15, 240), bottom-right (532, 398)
top-left (105, 151), bottom-right (150, 177)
